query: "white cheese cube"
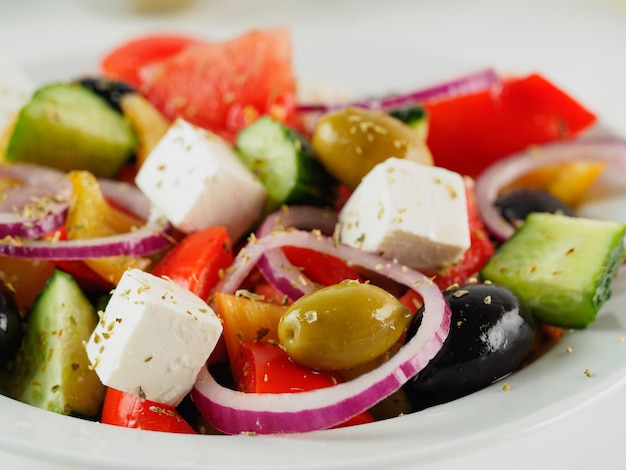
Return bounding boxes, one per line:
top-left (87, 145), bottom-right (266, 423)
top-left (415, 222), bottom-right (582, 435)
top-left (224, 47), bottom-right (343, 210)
top-left (85, 268), bottom-right (222, 406)
top-left (0, 58), bottom-right (35, 135)
top-left (135, 118), bottom-right (267, 241)
top-left (339, 157), bottom-right (470, 271)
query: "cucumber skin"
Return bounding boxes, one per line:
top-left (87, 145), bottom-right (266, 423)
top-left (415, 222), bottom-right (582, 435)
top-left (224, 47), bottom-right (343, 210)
top-left (235, 116), bottom-right (338, 213)
top-left (480, 213), bottom-right (626, 329)
top-left (3, 270), bottom-right (105, 417)
top-left (388, 105), bottom-right (429, 141)
top-left (6, 83), bottom-right (136, 178)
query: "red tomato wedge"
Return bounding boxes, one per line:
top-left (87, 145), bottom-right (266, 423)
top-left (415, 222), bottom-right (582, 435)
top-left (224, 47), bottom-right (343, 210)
top-left (101, 34), bottom-right (201, 89)
top-left (238, 341), bottom-right (374, 428)
top-left (424, 73), bottom-right (597, 179)
top-left (139, 28), bottom-right (297, 142)
top-left (101, 387), bottom-right (196, 434)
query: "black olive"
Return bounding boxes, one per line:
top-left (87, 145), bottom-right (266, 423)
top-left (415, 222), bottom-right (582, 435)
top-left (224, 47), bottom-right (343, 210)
top-left (403, 283), bottom-right (535, 411)
top-left (76, 77), bottom-right (137, 113)
top-left (494, 188), bottom-right (574, 227)
top-left (0, 282), bottom-right (23, 367)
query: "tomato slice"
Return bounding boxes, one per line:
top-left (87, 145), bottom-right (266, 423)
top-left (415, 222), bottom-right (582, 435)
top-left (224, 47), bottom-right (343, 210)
top-left (101, 34), bottom-right (201, 89)
top-left (238, 341), bottom-right (374, 428)
top-left (101, 387), bottom-right (195, 434)
top-left (150, 225), bottom-right (233, 300)
top-left (213, 291), bottom-right (287, 384)
top-left (139, 28), bottom-right (297, 142)
top-left (424, 73), bottom-right (597, 178)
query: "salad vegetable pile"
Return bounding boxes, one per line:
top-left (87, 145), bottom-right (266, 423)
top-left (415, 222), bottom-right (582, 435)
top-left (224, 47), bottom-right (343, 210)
top-left (0, 27), bottom-right (625, 436)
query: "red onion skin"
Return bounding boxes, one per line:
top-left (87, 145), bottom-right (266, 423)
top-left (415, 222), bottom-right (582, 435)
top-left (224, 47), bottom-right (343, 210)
top-left (0, 163), bottom-right (71, 239)
top-left (192, 229), bottom-right (450, 434)
top-left (297, 68), bottom-right (499, 113)
top-left (0, 172), bottom-right (172, 259)
top-left (0, 226), bottom-right (171, 259)
top-left (475, 138), bottom-right (626, 242)
top-left (255, 206), bottom-right (339, 300)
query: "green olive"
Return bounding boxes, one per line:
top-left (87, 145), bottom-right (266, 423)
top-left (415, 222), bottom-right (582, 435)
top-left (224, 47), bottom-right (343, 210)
top-left (277, 280), bottom-right (412, 370)
top-left (311, 107), bottom-right (433, 189)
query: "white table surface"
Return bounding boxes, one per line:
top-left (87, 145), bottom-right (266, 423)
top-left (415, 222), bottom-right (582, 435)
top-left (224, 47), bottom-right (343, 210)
top-left (1, 1), bottom-right (626, 468)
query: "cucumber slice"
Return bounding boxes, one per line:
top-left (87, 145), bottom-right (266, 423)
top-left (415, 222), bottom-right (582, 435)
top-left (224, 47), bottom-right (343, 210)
top-left (5, 83), bottom-right (137, 178)
top-left (3, 270), bottom-right (105, 416)
top-left (480, 213), bottom-right (626, 328)
top-left (388, 105), bottom-right (429, 141)
top-left (235, 116), bottom-right (337, 212)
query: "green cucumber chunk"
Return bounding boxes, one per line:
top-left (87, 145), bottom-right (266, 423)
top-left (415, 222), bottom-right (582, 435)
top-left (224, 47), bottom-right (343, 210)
top-left (235, 116), bottom-right (337, 212)
top-left (3, 270), bottom-right (105, 417)
top-left (480, 212), bottom-right (626, 328)
top-left (6, 82), bottom-right (137, 178)
top-left (388, 105), bottom-right (429, 141)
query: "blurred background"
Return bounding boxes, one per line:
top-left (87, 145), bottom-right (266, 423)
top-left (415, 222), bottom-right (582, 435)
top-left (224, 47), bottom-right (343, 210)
top-left (1, 0), bottom-right (625, 134)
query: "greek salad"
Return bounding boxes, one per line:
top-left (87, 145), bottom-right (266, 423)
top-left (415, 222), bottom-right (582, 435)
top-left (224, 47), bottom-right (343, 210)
top-left (0, 27), bottom-right (625, 436)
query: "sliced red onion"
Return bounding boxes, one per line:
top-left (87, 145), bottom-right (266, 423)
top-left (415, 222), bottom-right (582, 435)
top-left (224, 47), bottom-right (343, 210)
top-left (297, 68), bottom-right (499, 113)
top-left (192, 229), bottom-right (450, 435)
top-left (475, 138), bottom-right (626, 241)
top-left (0, 219), bottom-right (171, 259)
top-left (255, 206), bottom-right (338, 300)
top-left (0, 177), bottom-right (172, 260)
top-left (0, 163), bottom-right (71, 238)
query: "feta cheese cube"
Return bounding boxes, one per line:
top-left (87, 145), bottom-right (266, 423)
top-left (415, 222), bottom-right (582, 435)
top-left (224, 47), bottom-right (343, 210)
top-left (0, 58), bottom-right (35, 134)
top-left (85, 268), bottom-right (222, 406)
top-left (339, 157), bottom-right (470, 271)
top-left (135, 119), bottom-right (267, 241)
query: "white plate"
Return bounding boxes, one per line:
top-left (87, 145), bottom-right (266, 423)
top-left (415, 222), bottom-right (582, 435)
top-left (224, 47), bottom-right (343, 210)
top-left (2, 1), bottom-right (626, 469)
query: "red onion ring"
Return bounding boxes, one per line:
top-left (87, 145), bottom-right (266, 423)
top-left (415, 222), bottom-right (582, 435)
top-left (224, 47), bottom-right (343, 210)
top-left (0, 177), bottom-right (172, 260)
top-left (0, 163), bottom-right (71, 239)
top-left (475, 138), bottom-right (626, 241)
top-left (192, 229), bottom-right (450, 435)
top-left (297, 68), bottom-right (499, 113)
top-left (255, 205), bottom-right (338, 300)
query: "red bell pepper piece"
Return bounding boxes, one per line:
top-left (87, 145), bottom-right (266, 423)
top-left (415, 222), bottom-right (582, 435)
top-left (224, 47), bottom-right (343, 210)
top-left (237, 340), bottom-right (374, 428)
top-left (282, 246), bottom-right (363, 287)
top-left (424, 73), bottom-right (597, 179)
top-left (100, 387), bottom-right (195, 433)
top-left (150, 225), bottom-right (233, 300)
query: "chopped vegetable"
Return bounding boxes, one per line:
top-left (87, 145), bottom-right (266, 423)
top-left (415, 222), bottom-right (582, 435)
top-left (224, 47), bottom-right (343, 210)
top-left (66, 171), bottom-right (151, 284)
top-left (1, 270), bottom-right (105, 417)
top-left (137, 29), bottom-right (297, 142)
top-left (237, 340), bottom-right (375, 427)
top-left (235, 115), bottom-right (337, 212)
top-left (423, 73), bottom-right (597, 178)
top-left (100, 387), bottom-right (196, 434)
top-left (101, 34), bottom-right (201, 90)
top-left (480, 212), bottom-right (626, 328)
top-left (5, 83), bottom-right (137, 178)
top-left (213, 291), bottom-right (286, 386)
top-left (150, 225), bottom-right (233, 301)
top-left (475, 139), bottom-right (626, 241)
